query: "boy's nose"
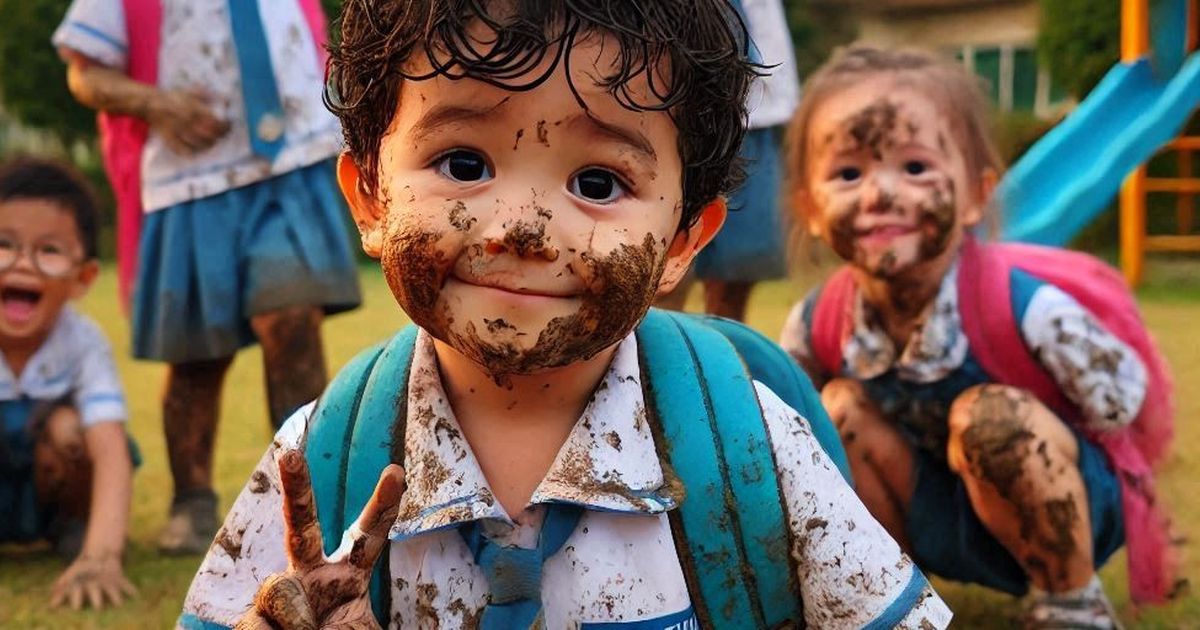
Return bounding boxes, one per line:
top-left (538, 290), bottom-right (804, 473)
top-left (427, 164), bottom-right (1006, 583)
top-left (481, 220), bottom-right (560, 261)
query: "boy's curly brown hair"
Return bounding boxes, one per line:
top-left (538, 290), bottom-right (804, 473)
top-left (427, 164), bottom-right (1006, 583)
top-left (326, 0), bottom-right (759, 229)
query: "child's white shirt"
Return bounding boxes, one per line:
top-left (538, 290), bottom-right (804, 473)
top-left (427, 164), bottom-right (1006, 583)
top-left (181, 329), bottom-right (951, 629)
top-left (0, 306), bottom-right (127, 427)
top-left (52, 0), bottom-right (341, 212)
top-left (780, 263), bottom-right (1148, 432)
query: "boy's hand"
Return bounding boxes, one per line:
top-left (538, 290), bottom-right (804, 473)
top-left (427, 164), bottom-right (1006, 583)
top-left (235, 450), bottom-right (404, 630)
top-left (146, 89), bottom-right (231, 156)
top-left (49, 551), bottom-right (137, 610)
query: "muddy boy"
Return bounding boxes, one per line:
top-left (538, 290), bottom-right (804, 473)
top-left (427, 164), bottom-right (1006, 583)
top-left (179, 3), bottom-right (951, 628)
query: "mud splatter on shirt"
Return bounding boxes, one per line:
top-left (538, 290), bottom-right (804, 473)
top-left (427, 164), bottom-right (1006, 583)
top-left (180, 330), bottom-right (950, 628)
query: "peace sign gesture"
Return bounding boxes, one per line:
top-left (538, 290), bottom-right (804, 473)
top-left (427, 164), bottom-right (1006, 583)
top-left (235, 450), bottom-right (405, 630)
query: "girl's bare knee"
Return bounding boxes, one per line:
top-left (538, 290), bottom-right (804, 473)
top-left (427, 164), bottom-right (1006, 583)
top-left (820, 378), bottom-right (871, 427)
top-left (947, 384), bottom-right (1076, 481)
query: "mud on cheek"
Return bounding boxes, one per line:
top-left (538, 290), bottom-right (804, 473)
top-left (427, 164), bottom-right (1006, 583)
top-left (448, 233), bottom-right (667, 381)
top-left (380, 225), bottom-right (453, 330)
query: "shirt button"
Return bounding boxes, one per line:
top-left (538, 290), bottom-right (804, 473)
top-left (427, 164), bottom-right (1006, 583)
top-left (257, 114), bottom-right (285, 143)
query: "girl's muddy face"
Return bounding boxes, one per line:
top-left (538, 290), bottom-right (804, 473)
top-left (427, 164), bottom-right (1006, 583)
top-left (364, 42), bottom-right (686, 380)
top-left (805, 84), bottom-right (983, 278)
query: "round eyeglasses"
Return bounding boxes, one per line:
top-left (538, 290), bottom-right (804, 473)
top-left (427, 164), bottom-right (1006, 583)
top-left (0, 234), bottom-right (81, 278)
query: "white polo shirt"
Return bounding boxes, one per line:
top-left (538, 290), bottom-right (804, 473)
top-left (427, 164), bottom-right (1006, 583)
top-left (180, 330), bottom-right (951, 629)
top-left (52, 0), bottom-right (341, 212)
top-left (0, 306), bottom-right (127, 427)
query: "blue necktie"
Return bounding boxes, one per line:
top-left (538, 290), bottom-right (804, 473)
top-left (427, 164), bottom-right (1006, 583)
top-left (227, 0), bottom-right (286, 161)
top-left (459, 504), bottom-right (584, 629)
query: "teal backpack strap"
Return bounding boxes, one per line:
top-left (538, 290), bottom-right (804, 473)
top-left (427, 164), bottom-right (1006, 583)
top-left (695, 314), bottom-right (852, 484)
top-left (636, 309), bottom-right (800, 628)
top-left (305, 325), bottom-right (421, 626)
top-left (306, 341), bottom-right (386, 555)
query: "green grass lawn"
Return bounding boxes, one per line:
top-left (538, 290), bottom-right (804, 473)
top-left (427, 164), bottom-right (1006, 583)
top-left (1, 262), bottom-right (1198, 628)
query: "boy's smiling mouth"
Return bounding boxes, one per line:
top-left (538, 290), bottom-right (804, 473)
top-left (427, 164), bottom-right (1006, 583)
top-left (449, 272), bottom-right (579, 300)
top-left (0, 285), bottom-right (43, 325)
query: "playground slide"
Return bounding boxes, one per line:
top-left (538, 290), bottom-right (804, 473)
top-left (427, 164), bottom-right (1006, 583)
top-left (998, 51), bottom-right (1200, 246)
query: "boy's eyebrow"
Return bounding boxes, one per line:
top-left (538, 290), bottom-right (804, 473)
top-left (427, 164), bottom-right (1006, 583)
top-left (409, 97), bottom-right (512, 142)
top-left (568, 114), bottom-right (658, 164)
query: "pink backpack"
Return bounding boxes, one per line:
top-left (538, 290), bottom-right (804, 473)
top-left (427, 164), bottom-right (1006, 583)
top-left (97, 0), bottom-right (329, 310)
top-left (810, 236), bottom-right (1177, 603)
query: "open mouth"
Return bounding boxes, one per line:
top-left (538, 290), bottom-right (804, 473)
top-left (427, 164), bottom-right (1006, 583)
top-left (856, 225), bottom-right (916, 245)
top-left (1, 287), bottom-right (42, 324)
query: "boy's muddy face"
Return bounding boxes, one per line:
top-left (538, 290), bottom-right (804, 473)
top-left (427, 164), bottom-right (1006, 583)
top-left (0, 199), bottom-right (92, 348)
top-left (805, 82), bottom-right (982, 278)
top-left (360, 38), bottom-right (687, 379)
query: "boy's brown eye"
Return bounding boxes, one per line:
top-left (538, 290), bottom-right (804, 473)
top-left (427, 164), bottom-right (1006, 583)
top-left (904, 161), bottom-right (928, 176)
top-left (436, 149), bottom-right (492, 183)
top-left (570, 168), bottom-right (624, 204)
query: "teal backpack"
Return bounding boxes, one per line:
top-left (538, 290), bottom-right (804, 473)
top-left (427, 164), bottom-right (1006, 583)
top-left (304, 309), bottom-right (850, 628)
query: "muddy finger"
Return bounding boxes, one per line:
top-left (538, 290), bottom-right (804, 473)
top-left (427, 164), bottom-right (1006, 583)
top-left (348, 464), bottom-right (404, 572)
top-left (255, 573), bottom-right (318, 630)
top-left (278, 449), bottom-right (325, 570)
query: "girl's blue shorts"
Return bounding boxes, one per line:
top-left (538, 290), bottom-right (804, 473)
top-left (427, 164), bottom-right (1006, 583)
top-left (132, 159), bottom-right (362, 363)
top-left (906, 430), bottom-right (1125, 595)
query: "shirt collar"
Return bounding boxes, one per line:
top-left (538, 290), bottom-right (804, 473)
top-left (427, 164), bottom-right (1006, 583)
top-left (0, 307), bottom-right (76, 400)
top-left (389, 330), bottom-right (682, 541)
top-left (844, 261), bottom-right (969, 383)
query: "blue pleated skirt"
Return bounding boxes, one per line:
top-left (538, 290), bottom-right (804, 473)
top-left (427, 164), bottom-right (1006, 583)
top-left (132, 159), bottom-right (362, 362)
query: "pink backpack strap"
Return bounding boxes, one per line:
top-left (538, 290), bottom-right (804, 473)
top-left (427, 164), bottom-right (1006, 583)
top-left (809, 266), bottom-right (857, 378)
top-left (297, 0), bottom-right (330, 65)
top-left (956, 237), bottom-right (1071, 415)
top-left (97, 0), bottom-right (159, 311)
top-left (957, 236), bottom-right (1176, 603)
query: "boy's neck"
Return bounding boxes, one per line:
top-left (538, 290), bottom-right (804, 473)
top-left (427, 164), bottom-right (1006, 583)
top-left (432, 337), bottom-right (620, 518)
top-left (433, 337), bottom-right (617, 423)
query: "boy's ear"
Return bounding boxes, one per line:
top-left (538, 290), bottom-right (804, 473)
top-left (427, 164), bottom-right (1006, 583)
top-left (70, 259), bottom-right (100, 300)
top-left (337, 152), bottom-right (386, 258)
top-left (657, 198), bottom-right (727, 295)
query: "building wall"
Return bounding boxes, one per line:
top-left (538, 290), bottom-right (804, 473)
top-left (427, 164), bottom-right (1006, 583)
top-left (847, 1), bottom-right (1070, 118)
top-left (855, 2), bottom-right (1039, 50)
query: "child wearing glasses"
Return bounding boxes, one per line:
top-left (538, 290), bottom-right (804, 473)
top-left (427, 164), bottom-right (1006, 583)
top-left (0, 157), bottom-right (137, 611)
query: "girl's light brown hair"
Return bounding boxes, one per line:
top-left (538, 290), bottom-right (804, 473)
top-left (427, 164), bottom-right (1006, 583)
top-left (784, 46), bottom-right (1004, 232)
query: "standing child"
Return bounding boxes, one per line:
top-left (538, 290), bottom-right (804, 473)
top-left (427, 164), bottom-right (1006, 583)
top-left (52, 0), bottom-right (363, 554)
top-left (0, 158), bottom-right (137, 610)
top-left (780, 47), bottom-right (1176, 628)
top-left (179, 3), bottom-right (952, 629)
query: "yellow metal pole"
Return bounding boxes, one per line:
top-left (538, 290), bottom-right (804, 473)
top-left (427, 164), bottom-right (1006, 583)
top-left (1121, 166), bottom-right (1148, 286)
top-left (1121, 0), bottom-right (1150, 61)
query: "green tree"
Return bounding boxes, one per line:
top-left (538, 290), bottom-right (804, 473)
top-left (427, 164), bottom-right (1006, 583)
top-left (1037, 0), bottom-right (1120, 99)
top-left (0, 0), bottom-right (96, 144)
top-left (785, 3), bottom-right (857, 80)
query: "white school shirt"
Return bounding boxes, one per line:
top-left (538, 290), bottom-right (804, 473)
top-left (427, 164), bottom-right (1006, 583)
top-left (52, 0), bottom-right (341, 212)
top-left (0, 306), bottom-right (127, 427)
top-left (741, 0), bottom-right (801, 130)
top-left (181, 330), bottom-right (952, 629)
top-left (780, 263), bottom-right (1148, 433)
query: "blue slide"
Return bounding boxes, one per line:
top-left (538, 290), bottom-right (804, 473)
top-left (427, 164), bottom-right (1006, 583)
top-left (998, 51), bottom-right (1200, 246)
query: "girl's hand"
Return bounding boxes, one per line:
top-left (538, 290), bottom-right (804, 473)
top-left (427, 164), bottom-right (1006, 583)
top-left (49, 551), bottom-right (137, 610)
top-left (235, 450), bottom-right (405, 630)
top-left (146, 89), bottom-right (231, 156)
